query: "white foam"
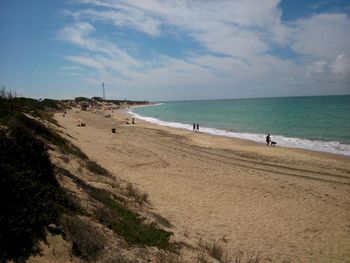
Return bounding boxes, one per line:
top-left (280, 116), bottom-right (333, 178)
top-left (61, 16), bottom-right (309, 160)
top-left (129, 110), bottom-right (350, 156)
top-left (131, 102), bottom-right (163, 109)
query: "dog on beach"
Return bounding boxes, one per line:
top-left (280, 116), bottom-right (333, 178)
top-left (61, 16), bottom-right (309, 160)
top-left (271, 141), bottom-right (277, 146)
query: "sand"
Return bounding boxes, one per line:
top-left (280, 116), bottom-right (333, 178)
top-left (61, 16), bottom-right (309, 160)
top-left (55, 109), bottom-right (350, 262)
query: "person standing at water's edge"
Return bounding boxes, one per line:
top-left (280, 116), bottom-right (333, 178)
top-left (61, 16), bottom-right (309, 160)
top-left (193, 123), bottom-right (196, 132)
top-left (266, 134), bottom-right (271, 146)
top-left (196, 123), bottom-right (199, 132)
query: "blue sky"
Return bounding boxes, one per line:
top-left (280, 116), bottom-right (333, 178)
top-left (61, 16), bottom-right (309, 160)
top-left (1, 0), bottom-right (350, 100)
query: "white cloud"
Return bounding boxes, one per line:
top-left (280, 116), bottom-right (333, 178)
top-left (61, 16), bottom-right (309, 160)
top-left (57, 0), bottom-right (350, 99)
top-left (307, 60), bottom-right (327, 76)
top-left (64, 8), bottom-right (161, 36)
top-left (291, 13), bottom-right (350, 59)
top-left (58, 22), bottom-right (140, 66)
top-left (65, 55), bottom-right (105, 71)
top-left (69, 0), bottom-right (288, 58)
top-left (331, 54), bottom-right (350, 77)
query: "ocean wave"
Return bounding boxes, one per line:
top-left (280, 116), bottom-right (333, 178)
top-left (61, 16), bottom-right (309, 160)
top-left (129, 111), bottom-right (350, 156)
top-left (133, 102), bottom-right (163, 108)
top-left (153, 102), bottom-right (164, 106)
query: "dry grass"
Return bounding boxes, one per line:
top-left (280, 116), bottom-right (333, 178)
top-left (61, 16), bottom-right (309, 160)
top-left (60, 214), bottom-right (106, 261)
top-left (184, 228), bottom-right (190, 238)
top-left (104, 251), bottom-right (139, 263)
top-left (155, 251), bottom-right (185, 263)
top-left (199, 238), bottom-right (226, 262)
top-left (58, 155), bottom-right (70, 163)
top-left (233, 251), bottom-right (261, 263)
top-left (196, 248), bottom-right (209, 263)
top-left (85, 160), bottom-right (111, 177)
top-left (151, 212), bottom-right (172, 228)
top-left (126, 182), bottom-right (149, 204)
top-left (197, 239), bottom-right (262, 263)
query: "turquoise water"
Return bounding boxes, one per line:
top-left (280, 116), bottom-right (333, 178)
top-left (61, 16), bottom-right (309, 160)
top-left (131, 96), bottom-right (350, 155)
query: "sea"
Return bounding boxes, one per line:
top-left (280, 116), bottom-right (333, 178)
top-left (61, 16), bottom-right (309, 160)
top-left (129, 95), bottom-right (350, 156)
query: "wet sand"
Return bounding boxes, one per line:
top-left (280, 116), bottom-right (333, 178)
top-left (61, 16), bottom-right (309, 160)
top-left (56, 110), bottom-right (350, 262)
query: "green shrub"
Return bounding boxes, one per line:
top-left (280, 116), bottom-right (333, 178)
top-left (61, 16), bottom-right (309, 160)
top-left (74, 96), bottom-right (90, 102)
top-left (0, 89), bottom-right (61, 126)
top-left (0, 127), bottom-right (72, 262)
top-left (90, 187), bottom-right (171, 249)
top-left (0, 92), bottom-right (87, 160)
top-left (55, 167), bottom-right (173, 250)
top-left (0, 93), bottom-right (79, 262)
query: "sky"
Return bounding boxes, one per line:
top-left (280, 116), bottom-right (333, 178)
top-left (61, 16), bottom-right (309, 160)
top-left (1, 0), bottom-right (350, 101)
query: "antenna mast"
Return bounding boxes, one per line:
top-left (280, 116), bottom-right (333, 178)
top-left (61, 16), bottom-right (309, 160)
top-left (102, 82), bottom-right (105, 100)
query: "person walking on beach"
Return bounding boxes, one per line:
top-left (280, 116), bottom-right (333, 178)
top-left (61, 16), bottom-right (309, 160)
top-left (193, 123), bottom-right (196, 132)
top-left (266, 134), bottom-right (271, 146)
top-left (196, 123), bottom-right (199, 132)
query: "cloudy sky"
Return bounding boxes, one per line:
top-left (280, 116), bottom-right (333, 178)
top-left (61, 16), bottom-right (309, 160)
top-left (1, 0), bottom-right (350, 100)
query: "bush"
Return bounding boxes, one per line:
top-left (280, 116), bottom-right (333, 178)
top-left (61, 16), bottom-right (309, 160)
top-left (0, 92), bottom-right (87, 160)
top-left (0, 88), bottom-right (61, 126)
top-left (55, 167), bottom-right (173, 250)
top-left (155, 251), bottom-right (185, 263)
top-left (0, 93), bottom-right (78, 262)
top-left (151, 212), bottom-right (172, 228)
top-left (85, 160), bottom-right (111, 177)
top-left (91, 188), bottom-right (171, 249)
top-left (126, 183), bottom-right (149, 204)
top-left (60, 215), bottom-right (105, 261)
top-left (0, 127), bottom-right (71, 262)
top-left (199, 239), bottom-right (226, 262)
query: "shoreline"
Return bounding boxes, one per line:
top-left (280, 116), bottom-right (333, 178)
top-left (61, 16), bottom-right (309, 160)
top-left (55, 109), bottom-right (350, 262)
top-left (128, 107), bottom-right (350, 159)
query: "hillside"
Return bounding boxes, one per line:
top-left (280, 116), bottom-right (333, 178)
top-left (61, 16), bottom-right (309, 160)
top-left (0, 92), bottom-right (184, 263)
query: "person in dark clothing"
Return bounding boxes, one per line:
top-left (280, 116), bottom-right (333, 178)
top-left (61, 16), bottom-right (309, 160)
top-left (196, 123), bottom-right (199, 132)
top-left (193, 123), bottom-right (196, 132)
top-left (266, 134), bottom-right (271, 146)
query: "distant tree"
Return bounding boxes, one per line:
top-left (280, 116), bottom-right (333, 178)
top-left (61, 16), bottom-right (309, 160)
top-left (91, 96), bottom-right (103, 102)
top-left (74, 97), bottom-right (90, 102)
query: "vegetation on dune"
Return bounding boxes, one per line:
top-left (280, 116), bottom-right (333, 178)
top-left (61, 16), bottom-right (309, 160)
top-left (126, 182), bottom-right (149, 205)
top-left (0, 90), bottom-right (173, 262)
top-left (74, 95), bottom-right (149, 105)
top-left (85, 159), bottom-right (111, 177)
top-left (74, 96), bottom-right (90, 103)
top-left (0, 88), bottom-right (63, 125)
top-left (0, 103), bottom-right (78, 261)
top-left (60, 215), bottom-right (106, 261)
top-left (0, 91), bottom-right (84, 261)
top-left (93, 192), bottom-right (171, 249)
top-left (56, 167), bottom-right (173, 250)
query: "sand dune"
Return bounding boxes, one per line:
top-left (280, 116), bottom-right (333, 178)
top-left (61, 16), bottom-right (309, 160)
top-left (56, 110), bottom-right (350, 262)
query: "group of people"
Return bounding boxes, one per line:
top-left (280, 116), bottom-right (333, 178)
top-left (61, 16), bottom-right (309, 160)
top-left (193, 123), bottom-right (200, 132)
top-left (77, 121), bottom-right (86, 127)
top-left (126, 117), bottom-right (135, 124)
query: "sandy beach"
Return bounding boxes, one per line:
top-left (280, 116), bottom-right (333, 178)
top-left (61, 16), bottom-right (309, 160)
top-left (56, 109), bottom-right (350, 262)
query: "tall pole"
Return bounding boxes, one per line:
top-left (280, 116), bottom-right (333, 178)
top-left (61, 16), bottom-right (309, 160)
top-left (102, 82), bottom-right (105, 100)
